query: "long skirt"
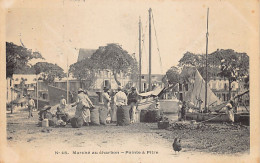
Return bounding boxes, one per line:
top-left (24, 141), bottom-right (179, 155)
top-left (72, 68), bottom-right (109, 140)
top-left (75, 106), bottom-right (90, 123)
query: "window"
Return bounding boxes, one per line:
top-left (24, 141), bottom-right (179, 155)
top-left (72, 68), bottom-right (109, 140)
top-left (104, 80), bottom-right (110, 87)
top-left (224, 83), bottom-right (228, 90)
top-left (179, 84), bottom-right (183, 91)
top-left (185, 84), bottom-right (188, 91)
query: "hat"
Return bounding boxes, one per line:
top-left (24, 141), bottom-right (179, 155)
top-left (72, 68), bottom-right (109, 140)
top-left (78, 88), bottom-right (84, 93)
top-left (131, 87), bottom-right (136, 90)
top-left (156, 102), bottom-right (159, 105)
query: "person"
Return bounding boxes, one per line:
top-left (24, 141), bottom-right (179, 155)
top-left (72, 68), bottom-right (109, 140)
top-left (225, 100), bottom-right (235, 123)
top-left (155, 101), bottom-right (160, 110)
top-left (114, 86), bottom-right (127, 125)
top-left (177, 101), bottom-right (182, 121)
top-left (56, 95), bottom-right (70, 122)
top-left (181, 101), bottom-right (187, 121)
top-left (28, 96), bottom-right (35, 118)
top-left (127, 87), bottom-right (139, 123)
top-left (102, 87), bottom-right (111, 117)
top-left (71, 88), bottom-right (94, 126)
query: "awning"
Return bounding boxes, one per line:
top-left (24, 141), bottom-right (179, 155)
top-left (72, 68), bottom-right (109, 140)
top-left (139, 87), bottom-right (164, 97)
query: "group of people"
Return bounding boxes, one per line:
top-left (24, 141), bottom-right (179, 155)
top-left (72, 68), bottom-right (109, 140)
top-left (64, 86), bottom-right (140, 126)
top-left (102, 85), bottom-right (139, 124)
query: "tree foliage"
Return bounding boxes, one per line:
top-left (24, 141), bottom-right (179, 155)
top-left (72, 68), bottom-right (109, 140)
top-left (6, 42), bottom-right (43, 78)
top-left (89, 43), bottom-right (137, 86)
top-left (69, 58), bottom-right (97, 89)
top-left (33, 62), bottom-right (65, 84)
top-left (165, 66), bottom-right (180, 85)
top-left (176, 49), bottom-right (249, 100)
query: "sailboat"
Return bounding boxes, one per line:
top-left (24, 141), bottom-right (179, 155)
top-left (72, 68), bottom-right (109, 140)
top-left (184, 9), bottom-right (249, 124)
top-left (136, 8), bottom-right (165, 110)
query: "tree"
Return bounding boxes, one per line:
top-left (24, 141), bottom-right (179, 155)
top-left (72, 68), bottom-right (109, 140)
top-left (178, 49), bottom-right (249, 101)
top-left (33, 62), bottom-right (65, 84)
top-left (69, 58), bottom-right (97, 89)
top-left (6, 42), bottom-right (43, 78)
top-left (214, 49), bottom-right (249, 100)
top-left (91, 43), bottom-right (138, 86)
top-left (165, 66), bottom-right (180, 86)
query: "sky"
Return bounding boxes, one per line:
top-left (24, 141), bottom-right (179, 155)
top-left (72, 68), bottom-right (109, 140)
top-left (5, 0), bottom-right (259, 74)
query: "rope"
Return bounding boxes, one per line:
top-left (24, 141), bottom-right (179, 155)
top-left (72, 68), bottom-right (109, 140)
top-left (151, 11), bottom-right (163, 74)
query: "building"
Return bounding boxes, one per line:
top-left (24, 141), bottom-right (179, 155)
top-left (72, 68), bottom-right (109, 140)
top-left (139, 74), bottom-right (165, 93)
top-left (208, 77), bottom-right (240, 101)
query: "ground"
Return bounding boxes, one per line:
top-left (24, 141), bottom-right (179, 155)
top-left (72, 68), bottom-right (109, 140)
top-left (5, 109), bottom-right (250, 162)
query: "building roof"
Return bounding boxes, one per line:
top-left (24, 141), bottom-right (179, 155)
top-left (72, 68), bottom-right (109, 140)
top-left (77, 49), bottom-right (96, 62)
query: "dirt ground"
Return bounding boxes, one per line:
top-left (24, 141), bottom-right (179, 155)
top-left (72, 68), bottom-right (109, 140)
top-left (5, 109), bottom-right (250, 162)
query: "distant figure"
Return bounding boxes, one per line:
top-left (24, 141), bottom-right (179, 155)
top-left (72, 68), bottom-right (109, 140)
top-left (59, 95), bottom-right (67, 109)
top-left (155, 101), bottom-right (160, 110)
top-left (172, 138), bottom-right (182, 154)
top-left (181, 101), bottom-right (187, 121)
top-left (127, 87), bottom-right (139, 123)
top-left (102, 87), bottom-right (111, 117)
top-left (177, 101), bottom-right (182, 121)
top-left (71, 88), bottom-right (94, 126)
top-left (226, 100), bottom-right (235, 123)
top-left (56, 95), bottom-right (70, 122)
top-left (28, 96), bottom-right (35, 118)
top-left (114, 86), bottom-right (127, 124)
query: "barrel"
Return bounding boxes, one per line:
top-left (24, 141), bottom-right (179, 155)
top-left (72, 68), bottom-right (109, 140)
top-left (140, 109), bottom-right (148, 122)
top-left (90, 107), bottom-right (100, 125)
top-left (117, 105), bottom-right (130, 126)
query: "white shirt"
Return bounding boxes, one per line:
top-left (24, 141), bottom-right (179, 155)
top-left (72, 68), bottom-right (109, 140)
top-left (114, 91), bottom-right (127, 106)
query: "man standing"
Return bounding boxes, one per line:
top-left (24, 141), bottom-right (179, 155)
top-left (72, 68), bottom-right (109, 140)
top-left (114, 86), bottom-right (127, 124)
top-left (127, 87), bottom-right (139, 123)
top-left (28, 96), bottom-right (35, 118)
top-left (102, 87), bottom-right (111, 117)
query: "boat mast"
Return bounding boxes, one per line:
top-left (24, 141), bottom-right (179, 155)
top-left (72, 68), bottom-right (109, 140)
top-left (67, 55), bottom-right (69, 104)
top-left (148, 8), bottom-right (152, 91)
top-left (139, 16), bottom-right (142, 92)
top-left (205, 8), bottom-right (209, 111)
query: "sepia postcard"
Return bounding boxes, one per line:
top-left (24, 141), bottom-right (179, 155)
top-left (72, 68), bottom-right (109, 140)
top-left (0, 0), bottom-right (259, 162)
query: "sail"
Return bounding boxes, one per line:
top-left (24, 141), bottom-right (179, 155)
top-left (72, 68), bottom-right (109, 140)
top-left (186, 69), bottom-right (221, 109)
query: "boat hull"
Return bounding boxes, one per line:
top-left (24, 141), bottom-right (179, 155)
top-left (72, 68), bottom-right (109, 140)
top-left (186, 112), bottom-right (249, 125)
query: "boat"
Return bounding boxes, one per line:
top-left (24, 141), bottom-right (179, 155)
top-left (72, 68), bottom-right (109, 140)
top-left (135, 8), bottom-right (167, 111)
top-left (183, 9), bottom-right (249, 124)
